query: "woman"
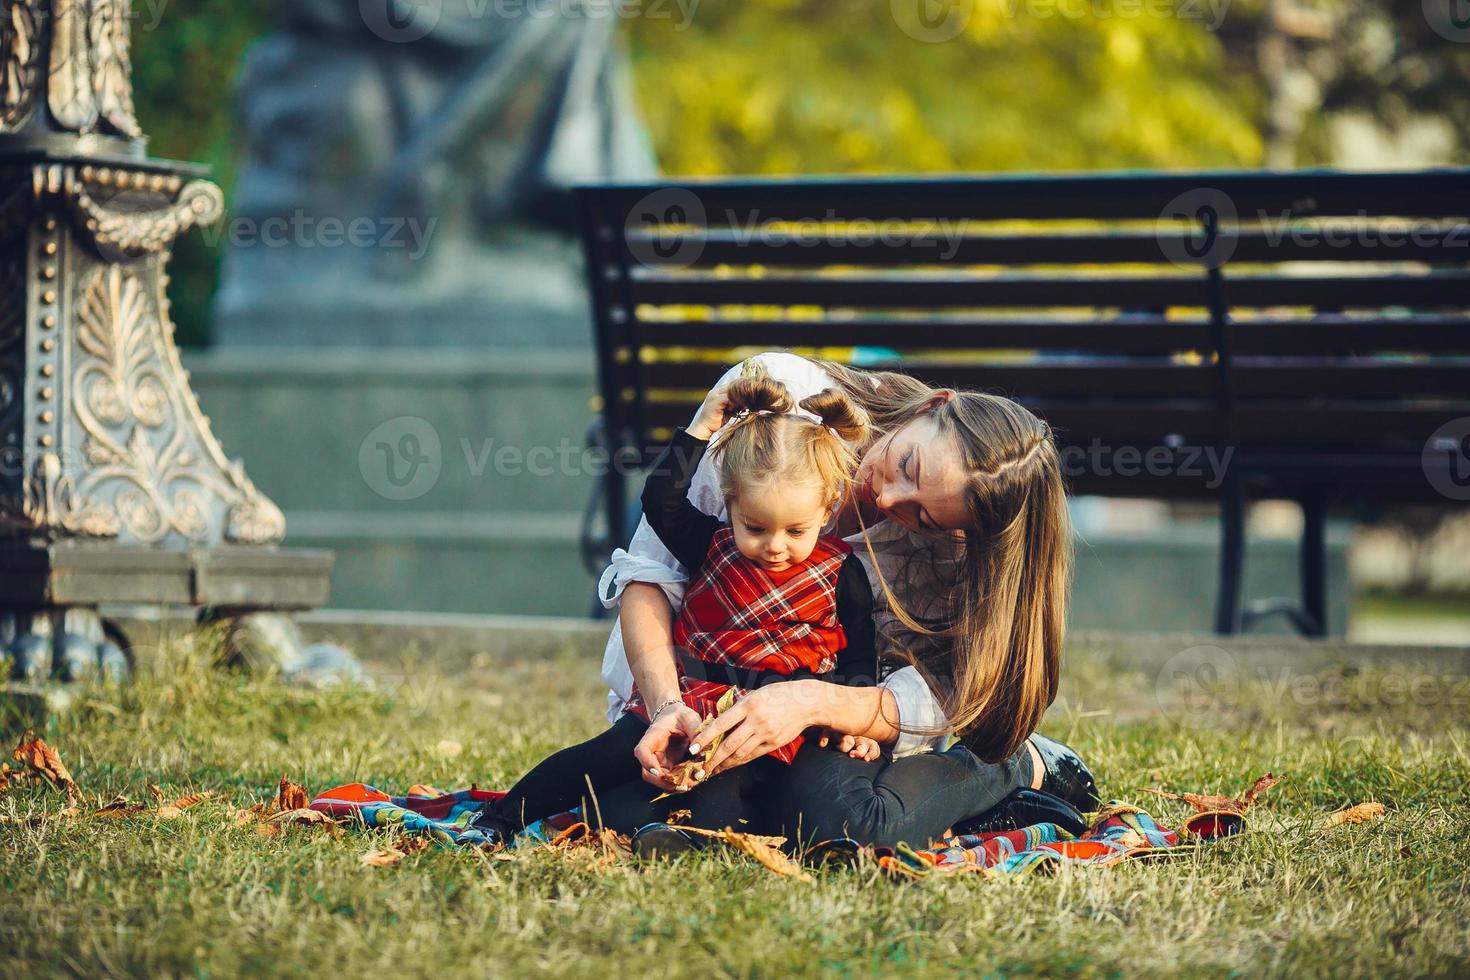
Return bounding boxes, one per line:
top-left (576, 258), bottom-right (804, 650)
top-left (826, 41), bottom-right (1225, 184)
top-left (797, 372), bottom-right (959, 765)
top-left (598, 351), bottom-right (1099, 849)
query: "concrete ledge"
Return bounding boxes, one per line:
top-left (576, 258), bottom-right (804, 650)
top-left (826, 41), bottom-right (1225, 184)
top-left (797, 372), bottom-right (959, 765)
top-left (107, 606), bottom-right (1470, 677)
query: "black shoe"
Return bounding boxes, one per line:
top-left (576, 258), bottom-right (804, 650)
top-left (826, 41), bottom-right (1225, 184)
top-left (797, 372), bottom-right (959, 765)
top-left (803, 837), bottom-right (864, 869)
top-left (1027, 733), bottom-right (1100, 813)
top-left (631, 822), bottom-right (705, 860)
top-left (952, 789), bottom-right (1088, 838)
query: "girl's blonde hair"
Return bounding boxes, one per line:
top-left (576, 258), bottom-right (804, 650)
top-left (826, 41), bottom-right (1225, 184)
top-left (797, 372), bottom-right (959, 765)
top-left (713, 373), bottom-right (869, 516)
top-left (816, 358), bottom-right (1073, 764)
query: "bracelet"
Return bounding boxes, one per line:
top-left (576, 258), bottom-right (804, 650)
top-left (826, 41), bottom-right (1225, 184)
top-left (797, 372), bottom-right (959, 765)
top-left (648, 697), bottom-right (683, 724)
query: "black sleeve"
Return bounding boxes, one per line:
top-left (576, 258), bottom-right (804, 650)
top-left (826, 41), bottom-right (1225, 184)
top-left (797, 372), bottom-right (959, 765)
top-left (832, 555), bottom-right (879, 688)
top-left (640, 428), bottom-right (723, 573)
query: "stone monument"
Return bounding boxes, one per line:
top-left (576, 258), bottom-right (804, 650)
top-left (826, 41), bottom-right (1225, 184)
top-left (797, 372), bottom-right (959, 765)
top-left (213, 0), bottom-right (656, 348)
top-left (0, 0), bottom-right (333, 679)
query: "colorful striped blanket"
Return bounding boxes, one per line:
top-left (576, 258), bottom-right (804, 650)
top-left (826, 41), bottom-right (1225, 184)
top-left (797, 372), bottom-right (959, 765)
top-left (309, 783), bottom-right (1246, 877)
top-left (873, 803), bottom-right (1243, 878)
top-left (309, 783), bottom-right (584, 849)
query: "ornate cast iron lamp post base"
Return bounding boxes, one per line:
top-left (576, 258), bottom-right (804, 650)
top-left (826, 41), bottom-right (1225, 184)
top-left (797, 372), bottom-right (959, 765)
top-left (1, 2), bottom-right (332, 681)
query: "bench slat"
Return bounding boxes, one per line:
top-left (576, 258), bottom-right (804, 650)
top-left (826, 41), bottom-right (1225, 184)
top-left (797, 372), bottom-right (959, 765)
top-left (627, 271), bottom-right (1468, 310)
top-left (624, 226), bottom-right (1470, 269)
top-left (580, 170), bottom-right (1470, 223)
top-left (632, 314), bottom-right (1470, 354)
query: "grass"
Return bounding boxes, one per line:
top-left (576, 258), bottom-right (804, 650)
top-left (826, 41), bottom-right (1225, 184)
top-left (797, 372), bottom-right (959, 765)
top-left (3, 630), bottom-right (1469, 979)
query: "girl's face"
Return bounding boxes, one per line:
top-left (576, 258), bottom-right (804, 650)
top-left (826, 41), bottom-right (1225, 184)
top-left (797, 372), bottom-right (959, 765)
top-left (728, 480), bottom-right (829, 573)
top-left (854, 415), bottom-right (972, 532)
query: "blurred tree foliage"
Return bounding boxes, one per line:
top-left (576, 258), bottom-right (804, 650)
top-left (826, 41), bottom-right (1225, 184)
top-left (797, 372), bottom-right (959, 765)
top-left (128, 0), bottom-right (1464, 344)
top-left (626, 0), bottom-right (1264, 174)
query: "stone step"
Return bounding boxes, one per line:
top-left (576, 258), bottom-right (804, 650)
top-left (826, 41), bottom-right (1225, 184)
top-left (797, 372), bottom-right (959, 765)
top-left (279, 510), bottom-right (1350, 634)
top-left (185, 349), bottom-right (602, 516)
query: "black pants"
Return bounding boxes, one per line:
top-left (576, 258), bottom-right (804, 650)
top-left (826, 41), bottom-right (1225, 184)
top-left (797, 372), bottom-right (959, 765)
top-left (763, 739), bottom-right (1035, 848)
top-left (482, 714), bottom-right (775, 836)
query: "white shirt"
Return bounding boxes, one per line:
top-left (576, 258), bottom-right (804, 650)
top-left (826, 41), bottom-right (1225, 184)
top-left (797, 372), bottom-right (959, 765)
top-left (595, 351), bottom-right (950, 757)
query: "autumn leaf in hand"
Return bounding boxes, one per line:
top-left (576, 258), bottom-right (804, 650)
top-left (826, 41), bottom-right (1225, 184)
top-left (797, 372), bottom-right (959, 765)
top-left (656, 688), bottom-right (740, 796)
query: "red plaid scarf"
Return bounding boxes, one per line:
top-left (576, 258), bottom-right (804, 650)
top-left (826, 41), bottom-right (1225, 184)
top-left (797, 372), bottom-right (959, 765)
top-left (627, 527), bottom-right (850, 763)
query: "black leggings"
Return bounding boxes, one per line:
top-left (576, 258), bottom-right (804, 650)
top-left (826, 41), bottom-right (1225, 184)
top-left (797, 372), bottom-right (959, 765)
top-left (482, 714), bottom-right (776, 836)
top-left (763, 739), bottom-right (1035, 848)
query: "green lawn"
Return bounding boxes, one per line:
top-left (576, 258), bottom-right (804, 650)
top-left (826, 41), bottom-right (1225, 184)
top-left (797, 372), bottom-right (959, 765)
top-left (3, 631), bottom-right (1469, 978)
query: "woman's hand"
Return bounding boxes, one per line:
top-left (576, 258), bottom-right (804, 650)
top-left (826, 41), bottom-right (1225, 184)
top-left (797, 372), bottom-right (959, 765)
top-left (694, 681), bottom-right (824, 778)
top-left (634, 703), bottom-right (704, 792)
top-left (687, 383), bottom-right (732, 441)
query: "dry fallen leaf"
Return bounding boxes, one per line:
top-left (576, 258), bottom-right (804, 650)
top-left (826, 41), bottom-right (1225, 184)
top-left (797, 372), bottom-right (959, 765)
top-left (94, 796), bottom-right (147, 819)
top-left (673, 825), bottom-right (811, 881)
top-left (234, 804), bottom-right (269, 827)
top-left (361, 848), bottom-right (406, 868)
top-left (171, 792), bottom-right (212, 811)
top-left (667, 809), bottom-right (693, 825)
top-left (1319, 801), bottom-right (1387, 830)
top-left (12, 733), bottom-right (78, 805)
top-left (276, 777), bottom-right (310, 813)
top-left (0, 762), bottom-right (25, 793)
top-left (145, 781), bottom-right (165, 804)
top-left (1144, 772), bottom-right (1277, 816)
top-left (271, 807), bottom-right (334, 825)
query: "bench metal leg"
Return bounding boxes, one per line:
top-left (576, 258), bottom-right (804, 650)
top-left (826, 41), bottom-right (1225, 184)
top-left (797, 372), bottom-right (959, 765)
top-left (1215, 476), bottom-right (1246, 635)
top-left (1300, 494), bottom-right (1328, 637)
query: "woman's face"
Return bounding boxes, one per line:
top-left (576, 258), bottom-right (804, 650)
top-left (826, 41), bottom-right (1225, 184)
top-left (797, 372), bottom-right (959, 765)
top-left (855, 415), bottom-right (972, 532)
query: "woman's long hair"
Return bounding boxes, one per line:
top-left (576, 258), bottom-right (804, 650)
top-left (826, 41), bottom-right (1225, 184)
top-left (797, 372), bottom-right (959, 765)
top-left (816, 358), bottom-right (1073, 763)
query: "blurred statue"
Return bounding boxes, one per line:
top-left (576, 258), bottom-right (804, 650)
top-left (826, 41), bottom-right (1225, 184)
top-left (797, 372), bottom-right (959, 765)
top-left (213, 0), bottom-right (656, 348)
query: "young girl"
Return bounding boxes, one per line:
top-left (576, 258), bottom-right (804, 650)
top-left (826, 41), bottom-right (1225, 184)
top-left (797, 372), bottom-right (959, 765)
top-left (473, 373), bottom-right (881, 841)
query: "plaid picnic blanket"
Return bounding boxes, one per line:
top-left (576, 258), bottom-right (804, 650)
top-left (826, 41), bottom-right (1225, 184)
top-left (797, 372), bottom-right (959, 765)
top-left (874, 803), bottom-right (1244, 878)
top-left (309, 783), bottom-right (583, 849)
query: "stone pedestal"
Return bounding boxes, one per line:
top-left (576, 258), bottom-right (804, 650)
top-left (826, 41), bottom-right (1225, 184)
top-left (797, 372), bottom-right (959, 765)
top-left (0, 0), bottom-right (332, 680)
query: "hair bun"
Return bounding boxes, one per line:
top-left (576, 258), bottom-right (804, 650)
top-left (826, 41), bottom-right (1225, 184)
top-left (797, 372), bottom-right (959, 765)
top-left (725, 375), bottom-right (795, 417)
top-left (800, 388), bottom-right (870, 443)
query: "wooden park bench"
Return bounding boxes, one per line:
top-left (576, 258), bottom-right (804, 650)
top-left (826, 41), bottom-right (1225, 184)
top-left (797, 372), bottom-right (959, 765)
top-left (573, 170), bottom-right (1470, 636)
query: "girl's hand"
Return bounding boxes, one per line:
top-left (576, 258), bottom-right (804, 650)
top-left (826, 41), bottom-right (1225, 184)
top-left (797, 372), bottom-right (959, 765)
top-left (815, 729), bottom-right (882, 762)
top-left (634, 703), bottom-right (704, 792)
top-left (695, 681), bottom-right (822, 778)
top-left (687, 384), bottom-right (733, 441)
